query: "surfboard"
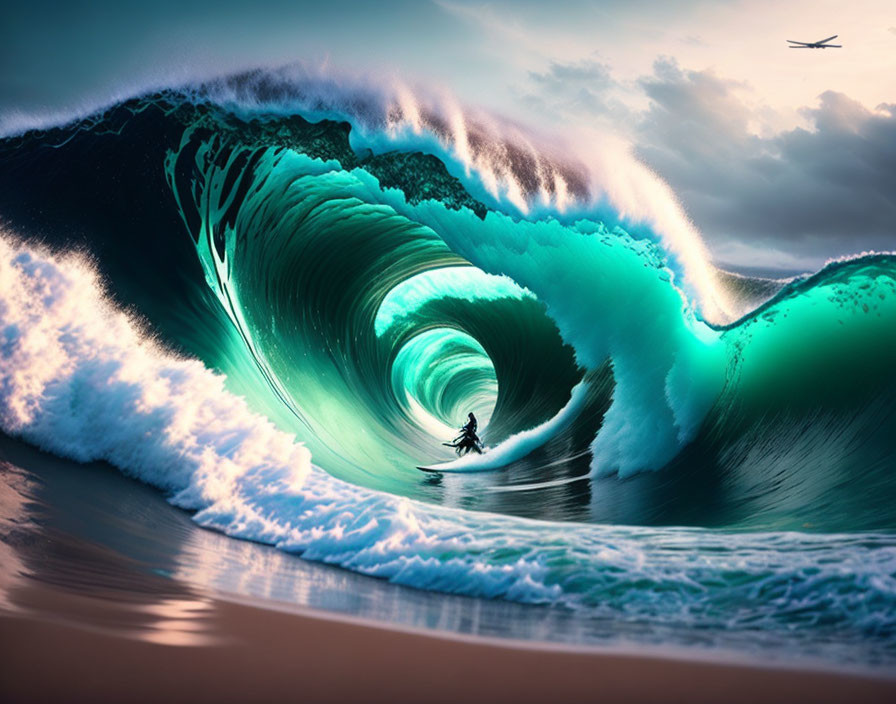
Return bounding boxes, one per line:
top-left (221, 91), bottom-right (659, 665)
top-left (417, 464), bottom-right (478, 473)
top-left (416, 457), bottom-right (490, 473)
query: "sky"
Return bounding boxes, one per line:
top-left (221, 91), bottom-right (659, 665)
top-left (1, 0), bottom-right (894, 271)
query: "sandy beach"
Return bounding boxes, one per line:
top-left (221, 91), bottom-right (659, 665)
top-left (2, 578), bottom-right (895, 704)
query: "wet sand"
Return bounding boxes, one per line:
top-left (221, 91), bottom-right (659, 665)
top-left (2, 579), bottom-right (895, 704)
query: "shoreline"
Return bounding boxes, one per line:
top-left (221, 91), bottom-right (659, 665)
top-left (3, 579), bottom-right (895, 704)
top-left (2, 435), bottom-right (895, 703)
top-left (216, 588), bottom-right (894, 681)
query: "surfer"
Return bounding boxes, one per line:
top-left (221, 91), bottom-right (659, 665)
top-left (444, 413), bottom-right (482, 456)
top-left (463, 412), bottom-right (478, 436)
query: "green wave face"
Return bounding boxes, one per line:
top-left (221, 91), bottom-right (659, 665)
top-left (697, 258), bottom-right (896, 531)
top-left (164, 123), bottom-right (586, 488)
top-left (158, 101), bottom-right (896, 528)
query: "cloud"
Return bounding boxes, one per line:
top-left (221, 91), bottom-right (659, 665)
top-left (631, 60), bottom-right (896, 268)
top-left (530, 59), bottom-right (612, 84)
top-left (518, 51), bottom-right (896, 269)
top-left (514, 57), bottom-right (645, 132)
top-left (524, 59), bottom-right (616, 113)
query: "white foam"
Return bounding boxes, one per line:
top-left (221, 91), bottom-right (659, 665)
top-left (0, 235), bottom-right (311, 499)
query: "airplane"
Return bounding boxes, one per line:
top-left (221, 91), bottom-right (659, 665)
top-left (786, 35), bottom-right (841, 49)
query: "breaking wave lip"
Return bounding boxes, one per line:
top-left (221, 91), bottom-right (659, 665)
top-left (195, 65), bottom-right (735, 324)
top-left (3, 61), bottom-right (735, 325)
top-left (3, 233), bottom-right (896, 672)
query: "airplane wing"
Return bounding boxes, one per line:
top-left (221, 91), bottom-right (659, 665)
top-left (789, 46), bottom-right (811, 48)
top-left (787, 40), bottom-right (812, 45)
top-left (816, 35), bottom-right (838, 44)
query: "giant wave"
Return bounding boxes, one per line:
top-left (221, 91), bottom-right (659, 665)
top-left (1, 74), bottom-right (895, 667)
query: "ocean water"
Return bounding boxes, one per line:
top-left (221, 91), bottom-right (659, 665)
top-left (0, 75), bottom-right (894, 670)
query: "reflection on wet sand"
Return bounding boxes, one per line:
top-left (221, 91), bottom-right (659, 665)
top-left (1, 454), bottom-right (221, 647)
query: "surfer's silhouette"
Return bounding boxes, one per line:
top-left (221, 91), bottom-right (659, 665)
top-left (444, 412), bottom-right (482, 456)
